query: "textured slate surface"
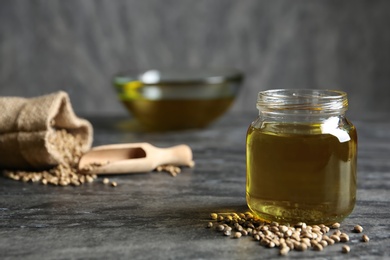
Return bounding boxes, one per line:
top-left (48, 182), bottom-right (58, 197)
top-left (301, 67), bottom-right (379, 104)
top-left (1, 0), bottom-right (390, 118)
top-left (0, 113), bottom-right (389, 259)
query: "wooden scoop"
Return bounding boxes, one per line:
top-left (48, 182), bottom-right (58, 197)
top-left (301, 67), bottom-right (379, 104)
top-left (78, 142), bottom-right (193, 174)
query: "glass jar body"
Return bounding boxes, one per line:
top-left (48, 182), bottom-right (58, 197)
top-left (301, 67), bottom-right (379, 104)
top-left (246, 90), bottom-right (357, 225)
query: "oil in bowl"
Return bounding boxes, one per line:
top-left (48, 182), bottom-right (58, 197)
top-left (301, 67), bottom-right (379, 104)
top-left (114, 69), bottom-right (243, 131)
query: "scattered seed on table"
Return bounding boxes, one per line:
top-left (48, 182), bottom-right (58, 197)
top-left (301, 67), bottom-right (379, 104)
top-left (301, 238), bottom-right (311, 247)
top-left (353, 225), bottom-right (363, 233)
top-left (330, 222), bottom-right (341, 229)
top-left (330, 234), bottom-right (341, 243)
top-left (210, 213), bottom-right (218, 220)
top-left (295, 242), bottom-right (308, 251)
top-left (111, 181), bottom-right (117, 187)
top-left (279, 246), bottom-right (290, 256)
top-left (205, 212), bottom-right (371, 256)
top-left (103, 178), bottom-right (110, 184)
top-left (342, 245), bottom-right (350, 253)
top-left (313, 243), bottom-right (324, 251)
top-left (206, 222), bottom-right (213, 228)
top-left (86, 175), bottom-right (94, 183)
top-left (333, 230), bottom-right (341, 236)
top-left (320, 240), bottom-right (328, 247)
top-left (339, 233), bottom-right (350, 242)
top-left (224, 226), bottom-right (232, 232)
top-left (233, 232), bottom-right (242, 238)
top-left (223, 230), bottom-right (231, 236)
top-left (267, 241), bottom-right (276, 248)
top-left (325, 237), bottom-right (335, 245)
top-left (259, 238), bottom-right (267, 246)
top-left (285, 240), bottom-right (294, 250)
top-left (156, 164), bottom-right (181, 177)
top-left (362, 234), bottom-right (370, 242)
top-left (216, 225), bottom-right (224, 232)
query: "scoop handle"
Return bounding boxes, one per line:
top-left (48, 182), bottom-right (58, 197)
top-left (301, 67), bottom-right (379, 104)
top-left (154, 144), bottom-right (194, 167)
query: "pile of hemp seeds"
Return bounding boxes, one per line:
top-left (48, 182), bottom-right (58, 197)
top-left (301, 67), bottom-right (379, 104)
top-left (206, 212), bottom-right (370, 256)
top-left (3, 129), bottom-right (185, 187)
top-left (3, 129), bottom-right (99, 186)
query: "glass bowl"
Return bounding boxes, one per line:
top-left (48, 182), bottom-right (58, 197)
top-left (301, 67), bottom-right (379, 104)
top-left (113, 69), bottom-right (244, 131)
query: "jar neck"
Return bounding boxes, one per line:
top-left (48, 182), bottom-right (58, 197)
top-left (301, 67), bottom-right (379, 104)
top-left (257, 89), bottom-right (348, 122)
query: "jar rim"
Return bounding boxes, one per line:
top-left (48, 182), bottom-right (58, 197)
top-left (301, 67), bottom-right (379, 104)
top-left (257, 89), bottom-right (348, 113)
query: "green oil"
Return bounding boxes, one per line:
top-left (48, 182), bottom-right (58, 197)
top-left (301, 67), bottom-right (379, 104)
top-left (246, 122), bottom-right (357, 225)
top-left (122, 98), bottom-right (234, 131)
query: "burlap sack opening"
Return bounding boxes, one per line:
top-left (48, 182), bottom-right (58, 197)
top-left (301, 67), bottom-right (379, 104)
top-left (0, 91), bottom-right (93, 170)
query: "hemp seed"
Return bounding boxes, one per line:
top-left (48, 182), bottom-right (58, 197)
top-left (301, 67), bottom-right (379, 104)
top-left (233, 232), bottom-right (242, 239)
top-left (319, 240), bottom-right (328, 247)
top-left (266, 241), bottom-right (276, 248)
top-left (313, 243), bottom-right (324, 251)
top-left (210, 213), bottom-right (218, 220)
top-left (279, 246), bottom-right (290, 256)
top-left (333, 230), bottom-right (342, 236)
top-left (240, 230), bottom-right (248, 236)
top-left (330, 234), bottom-right (341, 243)
top-left (216, 225), bottom-right (224, 232)
top-left (341, 245), bottom-right (350, 253)
top-left (362, 234), bottom-right (370, 242)
top-left (353, 225), bottom-right (364, 233)
top-left (330, 222), bottom-right (341, 229)
top-left (295, 242), bottom-right (308, 251)
top-left (223, 230), bottom-right (231, 236)
top-left (156, 164), bottom-right (181, 177)
top-left (339, 233), bottom-right (350, 242)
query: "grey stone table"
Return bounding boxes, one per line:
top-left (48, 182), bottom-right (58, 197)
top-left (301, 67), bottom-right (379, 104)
top-left (1, 113), bottom-right (389, 259)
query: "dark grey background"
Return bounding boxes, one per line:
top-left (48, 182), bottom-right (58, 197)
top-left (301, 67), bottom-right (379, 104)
top-left (1, 0), bottom-right (389, 119)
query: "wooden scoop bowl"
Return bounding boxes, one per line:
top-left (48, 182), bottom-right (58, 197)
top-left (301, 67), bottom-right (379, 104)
top-left (78, 142), bottom-right (193, 174)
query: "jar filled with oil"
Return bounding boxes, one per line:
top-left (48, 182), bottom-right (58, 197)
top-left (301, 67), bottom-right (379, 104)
top-left (246, 89), bottom-right (357, 225)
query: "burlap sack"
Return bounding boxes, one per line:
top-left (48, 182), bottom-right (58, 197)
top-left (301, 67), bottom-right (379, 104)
top-left (0, 91), bottom-right (93, 170)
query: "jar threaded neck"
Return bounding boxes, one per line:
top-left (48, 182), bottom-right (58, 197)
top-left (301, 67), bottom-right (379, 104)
top-left (257, 89), bottom-right (348, 115)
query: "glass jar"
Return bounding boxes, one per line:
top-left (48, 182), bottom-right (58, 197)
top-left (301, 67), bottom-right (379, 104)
top-left (246, 89), bottom-right (357, 225)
